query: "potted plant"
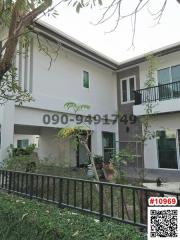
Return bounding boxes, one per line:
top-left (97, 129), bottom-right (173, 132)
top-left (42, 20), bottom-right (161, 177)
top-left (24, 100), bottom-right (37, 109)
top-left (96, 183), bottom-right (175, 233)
top-left (93, 155), bottom-right (104, 169)
top-left (103, 163), bottom-right (115, 181)
top-left (110, 149), bottom-right (134, 182)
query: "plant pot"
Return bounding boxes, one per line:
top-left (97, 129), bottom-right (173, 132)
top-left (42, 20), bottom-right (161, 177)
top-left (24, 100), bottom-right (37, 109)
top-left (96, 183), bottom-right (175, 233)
top-left (103, 165), bottom-right (115, 181)
top-left (105, 171), bottom-right (114, 181)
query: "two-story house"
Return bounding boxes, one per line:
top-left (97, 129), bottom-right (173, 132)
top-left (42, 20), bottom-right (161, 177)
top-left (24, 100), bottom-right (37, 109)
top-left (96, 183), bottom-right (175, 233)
top-left (1, 21), bottom-right (180, 180)
top-left (0, 21), bottom-right (119, 167)
top-left (118, 43), bottom-right (180, 180)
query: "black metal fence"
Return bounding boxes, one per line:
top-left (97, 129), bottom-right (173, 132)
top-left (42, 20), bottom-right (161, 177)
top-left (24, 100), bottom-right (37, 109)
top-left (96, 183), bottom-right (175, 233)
top-left (134, 81), bottom-right (180, 105)
top-left (0, 169), bottom-right (180, 229)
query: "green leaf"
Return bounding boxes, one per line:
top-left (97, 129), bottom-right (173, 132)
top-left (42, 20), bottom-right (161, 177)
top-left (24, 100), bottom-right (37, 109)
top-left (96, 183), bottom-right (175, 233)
top-left (98, 0), bottom-right (103, 5)
top-left (76, 2), bottom-right (82, 13)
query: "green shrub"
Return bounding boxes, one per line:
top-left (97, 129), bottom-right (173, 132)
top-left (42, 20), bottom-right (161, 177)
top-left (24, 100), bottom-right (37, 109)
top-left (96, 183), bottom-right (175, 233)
top-left (0, 193), bottom-right (146, 240)
top-left (3, 144), bottom-right (37, 171)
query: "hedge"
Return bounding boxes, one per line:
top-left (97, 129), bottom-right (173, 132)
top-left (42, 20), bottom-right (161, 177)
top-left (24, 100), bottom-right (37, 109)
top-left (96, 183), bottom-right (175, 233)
top-left (0, 193), bottom-right (146, 240)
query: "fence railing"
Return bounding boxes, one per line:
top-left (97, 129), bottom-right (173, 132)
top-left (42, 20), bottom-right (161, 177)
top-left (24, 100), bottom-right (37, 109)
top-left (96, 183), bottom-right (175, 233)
top-left (134, 81), bottom-right (180, 105)
top-left (0, 169), bottom-right (180, 228)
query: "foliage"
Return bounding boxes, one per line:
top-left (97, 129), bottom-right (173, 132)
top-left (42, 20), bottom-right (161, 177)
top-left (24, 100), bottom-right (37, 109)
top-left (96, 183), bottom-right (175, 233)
top-left (0, 0), bottom-right (53, 104)
top-left (69, 0), bottom-right (102, 13)
top-left (94, 155), bottom-right (103, 164)
top-left (140, 55), bottom-right (157, 142)
top-left (110, 149), bottom-right (134, 180)
top-left (36, 164), bottom-right (88, 178)
top-left (58, 102), bottom-right (99, 181)
top-left (0, 67), bottom-right (33, 104)
top-left (0, 193), bottom-right (145, 240)
top-left (3, 144), bottom-right (37, 171)
top-left (59, 125), bottom-right (89, 140)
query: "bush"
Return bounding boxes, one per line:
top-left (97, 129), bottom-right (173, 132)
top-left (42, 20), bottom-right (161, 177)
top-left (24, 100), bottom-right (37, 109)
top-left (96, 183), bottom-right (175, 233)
top-left (3, 144), bottom-right (37, 171)
top-left (0, 193), bottom-right (146, 240)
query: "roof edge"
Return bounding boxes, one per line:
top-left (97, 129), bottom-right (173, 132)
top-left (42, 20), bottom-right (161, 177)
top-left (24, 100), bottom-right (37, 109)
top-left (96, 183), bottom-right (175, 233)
top-left (33, 21), bottom-right (180, 71)
top-left (33, 21), bottom-right (118, 70)
top-left (117, 42), bottom-right (180, 70)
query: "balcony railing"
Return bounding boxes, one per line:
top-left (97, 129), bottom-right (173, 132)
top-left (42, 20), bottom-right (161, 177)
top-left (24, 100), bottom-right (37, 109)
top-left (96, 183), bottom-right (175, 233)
top-left (134, 81), bottom-right (180, 105)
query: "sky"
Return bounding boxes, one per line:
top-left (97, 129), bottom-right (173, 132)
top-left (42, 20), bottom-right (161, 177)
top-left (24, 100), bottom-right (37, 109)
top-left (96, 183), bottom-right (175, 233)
top-left (43, 0), bottom-right (180, 63)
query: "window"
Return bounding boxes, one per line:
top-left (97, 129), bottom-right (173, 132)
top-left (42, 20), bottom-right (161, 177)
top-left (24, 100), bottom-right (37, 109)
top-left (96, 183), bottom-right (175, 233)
top-left (102, 132), bottom-right (116, 163)
top-left (83, 71), bottom-right (89, 88)
top-left (0, 124), bottom-right (1, 149)
top-left (156, 130), bottom-right (178, 169)
top-left (158, 65), bottom-right (180, 84)
top-left (120, 76), bottom-right (136, 103)
top-left (158, 65), bottom-right (180, 100)
top-left (17, 139), bottom-right (29, 148)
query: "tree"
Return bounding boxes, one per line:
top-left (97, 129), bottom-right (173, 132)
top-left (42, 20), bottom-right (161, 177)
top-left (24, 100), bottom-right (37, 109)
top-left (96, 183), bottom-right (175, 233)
top-left (72, 0), bottom-right (180, 47)
top-left (0, 0), bottom-right (53, 104)
top-left (58, 102), bottom-right (100, 181)
top-left (2, 1), bottom-right (179, 104)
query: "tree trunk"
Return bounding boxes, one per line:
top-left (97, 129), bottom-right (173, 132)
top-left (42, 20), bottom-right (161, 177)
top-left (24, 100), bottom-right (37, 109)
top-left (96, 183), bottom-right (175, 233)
top-left (0, 0), bottom-right (52, 79)
top-left (83, 142), bottom-right (99, 181)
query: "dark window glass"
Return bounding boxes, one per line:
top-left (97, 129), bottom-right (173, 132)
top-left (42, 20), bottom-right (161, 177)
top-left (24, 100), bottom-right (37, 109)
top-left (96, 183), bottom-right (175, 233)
top-left (122, 80), bottom-right (127, 102)
top-left (158, 68), bottom-right (171, 100)
top-left (158, 68), bottom-right (170, 85)
top-left (102, 132), bottom-right (115, 163)
top-left (172, 65), bottom-right (180, 82)
top-left (129, 77), bottom-right (135, 100)
top-left (171, 66), bottom-right (180, 98)
top-left (157, 130), bottom-right (178, 169)
top-left (17, 139), bottom-right (29, 148)
top-left (0, 124), bottom-right (1, 149)
top-left (83, 71), bottom-right (89, 88)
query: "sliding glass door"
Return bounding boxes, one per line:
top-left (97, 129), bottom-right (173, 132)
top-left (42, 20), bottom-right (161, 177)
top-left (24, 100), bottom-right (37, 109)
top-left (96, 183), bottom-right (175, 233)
top-left (157, 130), bottom-right (178, 169)
top-left (158, 65), bottom-right (180, 101)
top-left (102, 132), bottom-right (115, 163)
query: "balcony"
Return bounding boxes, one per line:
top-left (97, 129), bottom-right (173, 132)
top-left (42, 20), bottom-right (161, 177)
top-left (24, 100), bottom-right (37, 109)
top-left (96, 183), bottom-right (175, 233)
top-left (133, 81), bottom-right (180, 116)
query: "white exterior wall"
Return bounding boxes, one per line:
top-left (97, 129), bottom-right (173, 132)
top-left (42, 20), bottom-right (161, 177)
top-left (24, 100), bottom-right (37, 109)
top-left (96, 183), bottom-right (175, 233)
top-left (38, 128), bottom-right (77, 167)
top-left (132, 50), bottom-right (180, 169)
top-left (134, 50), bottom-right (180, 116)
top-left (13, 135), bottom-right (39, 148)
top-left (144, 113), bottom-right (180, 170)
top-left (23, 38), bottom-right (117, 116)
top-left (0, 35), bottom-right (118, 162)
top-left (0, 102), bottom-right (15, 161)
top-left (139, 50), bottom-right (180, 88)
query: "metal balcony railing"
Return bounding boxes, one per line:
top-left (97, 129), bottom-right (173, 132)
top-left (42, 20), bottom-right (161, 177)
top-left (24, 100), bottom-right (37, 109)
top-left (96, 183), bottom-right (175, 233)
top-left (134, 81), bottom-right (180, 105)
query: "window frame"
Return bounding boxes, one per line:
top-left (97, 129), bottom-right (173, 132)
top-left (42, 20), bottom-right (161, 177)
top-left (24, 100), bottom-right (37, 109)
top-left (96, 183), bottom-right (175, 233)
top-left (157, 64), bottom-right (180, 85)
top-left (17, 139), bottom-right (29, 148)
top-left (83, 70), bottom-right (90, 89)
top-left (156, 129), bottom-right (180, 169)
top-left (120, 75), bottom-right (136, 104)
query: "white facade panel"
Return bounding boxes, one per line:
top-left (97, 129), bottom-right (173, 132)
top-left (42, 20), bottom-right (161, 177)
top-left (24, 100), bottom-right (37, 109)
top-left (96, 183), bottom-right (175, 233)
top-left (144, 113), bottom-right (180, 170)
top-left (22, 39), bottom-right (117, 116)
top-left (0, 34), bottom-right (118, 163)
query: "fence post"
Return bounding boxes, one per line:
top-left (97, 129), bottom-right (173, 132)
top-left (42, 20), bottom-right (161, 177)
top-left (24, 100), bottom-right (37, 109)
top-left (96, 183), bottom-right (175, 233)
top-left (0, 170), bottom-right (1, 188)
top-left (30, 174), bottom-right (34, 199)
top-left (59, 178), bottom-right (63, 208)
top-left (99, 183), bottom-right (104, 222)
top-left (139, 190), bottom-right (147, 224)
top-left (8, 171), bottom-right (12, 194)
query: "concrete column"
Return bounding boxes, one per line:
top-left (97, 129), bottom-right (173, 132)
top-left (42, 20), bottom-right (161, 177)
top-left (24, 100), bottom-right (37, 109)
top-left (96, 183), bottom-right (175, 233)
top-left (91, 125), bottom-right (103, 156)
top-left (0, 102), bottom-right (15, 162)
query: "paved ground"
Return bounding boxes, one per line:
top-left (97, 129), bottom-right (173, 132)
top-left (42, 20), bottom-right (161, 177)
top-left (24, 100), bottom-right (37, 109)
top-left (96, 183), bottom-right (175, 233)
top-left (126, 167), bottom-right (180, 182)
top-left (143, 182), bottom-right (180, 193)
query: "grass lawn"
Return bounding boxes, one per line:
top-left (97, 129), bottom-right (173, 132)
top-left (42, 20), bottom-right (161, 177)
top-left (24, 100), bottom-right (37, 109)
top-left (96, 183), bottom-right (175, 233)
top-left (0, 192), bottom-right (146, 240)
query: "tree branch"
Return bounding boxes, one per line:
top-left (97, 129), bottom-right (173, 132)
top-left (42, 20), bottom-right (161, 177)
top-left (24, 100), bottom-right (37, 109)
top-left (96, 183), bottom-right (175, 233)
top-left (0, 0), bottom-right (52, 78)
